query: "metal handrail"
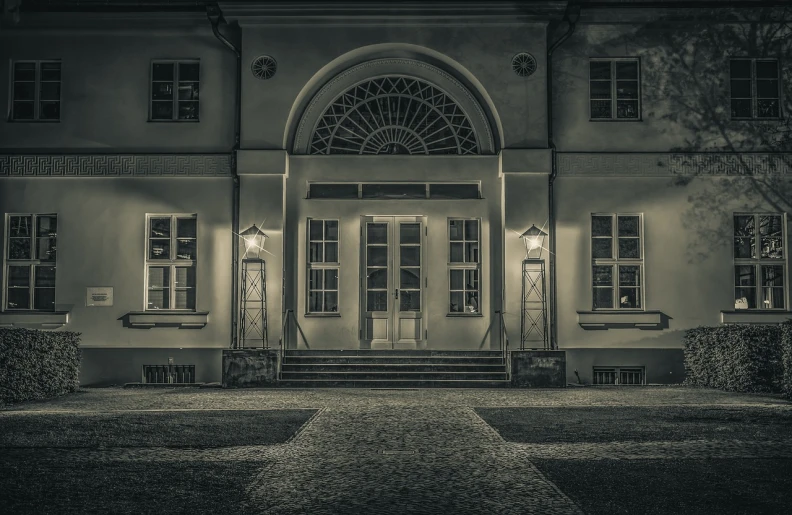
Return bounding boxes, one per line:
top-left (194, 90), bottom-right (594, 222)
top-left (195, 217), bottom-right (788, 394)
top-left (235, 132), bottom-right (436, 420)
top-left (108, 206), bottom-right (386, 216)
top-left (498, 311), bottom-right (512, 382)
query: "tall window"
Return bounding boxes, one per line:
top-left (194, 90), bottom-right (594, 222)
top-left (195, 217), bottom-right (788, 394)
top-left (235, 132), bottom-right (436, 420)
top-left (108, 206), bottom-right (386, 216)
top-left (733, 214), bottom-right (786, 309)
top-left (591, 214), bottom-right (643, 309)
top-left (730, 59), bottom-right (780, 119)
top-left (146, 215), bottom-right (197, 310)
top-left (449, 219), bottom-right (480, 314)
top-left (307, 219), bottom-right (339, 313)
top-left (5, 214), bottom-right (57, 310)
top-left (11, 61), bottom-right (61, 121)
top-left (150, 60), bottom-right (200, 121)
top-left (589, 58), bottom-right (640, 120)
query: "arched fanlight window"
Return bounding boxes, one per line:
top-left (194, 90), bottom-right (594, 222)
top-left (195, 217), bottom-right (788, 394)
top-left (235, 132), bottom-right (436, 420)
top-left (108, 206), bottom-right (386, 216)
top-left (309, 76), bottom-right (480, 155)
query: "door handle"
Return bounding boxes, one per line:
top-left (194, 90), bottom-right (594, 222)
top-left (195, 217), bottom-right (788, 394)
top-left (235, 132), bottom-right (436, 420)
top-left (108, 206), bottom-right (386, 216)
top-left (394, 289), bottom-right (399, 299)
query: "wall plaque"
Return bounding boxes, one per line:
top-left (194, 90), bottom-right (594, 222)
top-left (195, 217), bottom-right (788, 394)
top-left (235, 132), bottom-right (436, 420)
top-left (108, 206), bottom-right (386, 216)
top-left (86, 287), bottom-right (113, 307)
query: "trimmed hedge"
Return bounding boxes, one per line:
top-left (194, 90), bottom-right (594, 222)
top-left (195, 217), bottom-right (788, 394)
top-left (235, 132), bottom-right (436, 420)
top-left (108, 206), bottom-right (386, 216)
top-left (783, 322), bottom-right (792, 400)
top-left (0, 328), bottom-right (81, 404)
top-left (683, 324), bottom-right (784, 394)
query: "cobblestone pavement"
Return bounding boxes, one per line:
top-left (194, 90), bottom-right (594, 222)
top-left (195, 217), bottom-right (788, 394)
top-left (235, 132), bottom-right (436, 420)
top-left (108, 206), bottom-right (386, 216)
top-left (4, 387), bottom-right (791, 514)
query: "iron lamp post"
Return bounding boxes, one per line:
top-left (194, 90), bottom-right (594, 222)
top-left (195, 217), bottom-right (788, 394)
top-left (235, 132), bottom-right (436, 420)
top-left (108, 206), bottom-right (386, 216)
top-left (519, 225), bottom-right (549, 350)
top-left (239, 224), bottom-right (268, 348)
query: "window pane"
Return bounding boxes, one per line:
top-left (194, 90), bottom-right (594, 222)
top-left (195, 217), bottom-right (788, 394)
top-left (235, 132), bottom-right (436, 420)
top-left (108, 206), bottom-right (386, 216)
top-left (762, 265), bottom-right (784, 287)
top-left (175, 218), bottom-right (196, 238)
top-left (400, 291), bottom-right (421, 312)
top-left (593, 265), bottom-right (613, 286)
top-left (39, 101), bottom-right (60, 120)
top-left (590, 100), bottom-right (611, 119)
top-left (151, 101), bottom-right (173, 120)
top-left (36, 215), bottom-right (57, 235)
top-left (308, 242), bottom-right (323, 262)
top-left (33, 288), bottom-right (55, 311)
top-left (39, 82), bottom-right (60, 101)
top-left (324, 220), bottom-right (338, 241)
top-left (36, 237), bottom-right (57, 261)
top-left (592, 216), bottom-right (613, 237)
top-left (177, 83), bottom-right (200, 102)
top-left (400, 246), bottom-right (420, 266)
top-left (400, 268), bottom-right (420, 289)
top-left (147, 289), bottom-right (169, 310)
top-left (10, 215), bottom-right (32, 237)
top-left (178, 101), bottom-right (198, 120)
top-left (324, 242), bottom-right (338, 263)
top-left (466, 269), bottom-right (479, 291)
top-left (13, 62), bottom-right (36, 81)
top-left (619, 265), bottom-right (641, 286)
top-left (757, 80), bottom-right (778, 99)
top-left (616, 100), bottom-right (639, 119)
top-left (367, 223), bottom-right (387, 244)
top-left (618, 238), bottom-right (640, 259)
top-left (175, 289), bottom-right (196, 310)
top-left (13, 81), bottom-right (35, 101)
top-left (730, 60), bottom-right (751, 79)
top-left (618, 288), bottom-right (640, 309)
top-left (323, 292), bottom-right (338, 312)
top-left (9, 238), bottom-right (32, 260)
top-left (9, 266), bottom-right (30, 287)
top-left (592, 239), bottom-right (612, 259)
top-left (367, 246), bottom-right (387, 266)
top-left (324, 269), bottom-right (339, 290)
top-left (756, 61), bottom-right (778, 79)
top-left (148, 267), bottom-right (169, 289)
top-left (176, 239), bottom-right (196, 260)
top-left (464, 291), bottom-right (479, 313)
top-left (309, 291), bottom-right (322, 312)
top-left (465, 242), bottom-right (479, 263)
top-left (174, 267), bottom-right (195, 288)
top-left (593, 288), bottom-right (613, 309)
top-left (730, 80), bottom-right (752, 98)
top-left (34, 266), bottom-right (56, 288)
top-left (309, 269), bottom-right (323, 290)
top-left (152, 82), bottom-right (173, 101)
top-left (152, 63), bottom-right (174, 81)
top-left (618, 216), bottom-right (639, 237)
top-left (735, 288), bottom-right (756, 309)
top-left (731, 99), bottom-right (752, 118)
top-left (429, 184), bottom-right (479, 199)
top-left (760, 215), bottom-right (783, 259)
top-left (12, 101), bottom-right (34, 120)
top-left (464, 220), bottom-right (479, 241)
top-left (367, 291), bottom-right (388, 311)
top-left (733, 215), bottom-right (755, 258)
top-left (40, 62), bottom-right (61, 81)
top-left (7, 287), bottom-right (30, 309)
top-left (400, 223), bottom-right (421, 244)
top-left (150, 218), bottom-right (170, 238)
top-left (361, 183), bottom-right (425, 199)
top-left (450, 242), bottom-right (464, 262)
top-left (590, 61), bottom-right (611, 80)
top-left (309, 219), bottom-right (324, 241)
top-left (309, 184), bottom-right (359, 199)
top-left (178, 62), bottom-right (200, 82)
top-left (367, 268), bottom-right (387, 289)
top-left (735, 265), bottom-right (756, 287)
top-left (757, 100), bottom-right (779, 118)
top-left (615, 61), bottom-right (638, 79)
top-left (449, 220), bottom-right (464, 241)
top-left (450, 291), bottom-right (464, 313)
top-left (150, 239), bottom-right (170, 259)
top-left (762, 287), bottom-right (784, 310)
top-left (450, 269), bottom-right (464, 290)
top-left (616, 81), bottom-right (638, 99)
top-left (590, 81), bottom-right (612, 99)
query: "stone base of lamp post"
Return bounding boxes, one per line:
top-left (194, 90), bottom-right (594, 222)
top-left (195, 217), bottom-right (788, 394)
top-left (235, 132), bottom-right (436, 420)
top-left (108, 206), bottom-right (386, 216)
top-left (222, 349), bottom-right (279, 387)
top-left (510, 350), bottom-right (566, 388)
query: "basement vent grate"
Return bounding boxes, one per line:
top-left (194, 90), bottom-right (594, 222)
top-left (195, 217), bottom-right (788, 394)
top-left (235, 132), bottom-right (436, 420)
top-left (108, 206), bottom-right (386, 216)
top-left (143, 365), bottom-right (196, 384)
top-left (593, 366), bottom-right (645, 385)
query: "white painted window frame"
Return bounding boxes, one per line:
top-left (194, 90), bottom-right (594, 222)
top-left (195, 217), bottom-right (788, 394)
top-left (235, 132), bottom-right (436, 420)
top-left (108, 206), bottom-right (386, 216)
top-left (149, 59), bottom-right (200, 122)
top-left (3, 213), bottom-right (58, 311)
top-left (447, 217), bottom-right (482, 316)
top-left (588, 57), bottom-right (641, 121)
top-left (591, 213), bottom-right (645, 311)
top-left (729, 58), bottom-right (782, 120)
top-left (144, 214), bottom-right (197, 311)
top-left (306, 218), bottom-right (340, 315)
top-left (9, 60), bottom-right (61, 122)
top-left (732, 212), bottom-right (788, 310)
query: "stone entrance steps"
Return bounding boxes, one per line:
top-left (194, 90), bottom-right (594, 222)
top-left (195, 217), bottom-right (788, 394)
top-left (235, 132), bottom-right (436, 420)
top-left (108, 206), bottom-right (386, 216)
top-left (279, 350), bottom-right (510, 388)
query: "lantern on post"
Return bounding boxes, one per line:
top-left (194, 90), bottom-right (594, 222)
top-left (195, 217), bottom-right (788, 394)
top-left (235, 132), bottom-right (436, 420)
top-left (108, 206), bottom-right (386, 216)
top-left (519, 224), bottom-right (548, 350)
top-left (239, 224), bottom-right (268, 348)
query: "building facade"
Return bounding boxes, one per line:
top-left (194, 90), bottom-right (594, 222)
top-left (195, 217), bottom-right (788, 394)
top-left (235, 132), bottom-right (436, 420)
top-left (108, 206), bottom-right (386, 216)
top-left (1, 0), bottom-right (790, 386)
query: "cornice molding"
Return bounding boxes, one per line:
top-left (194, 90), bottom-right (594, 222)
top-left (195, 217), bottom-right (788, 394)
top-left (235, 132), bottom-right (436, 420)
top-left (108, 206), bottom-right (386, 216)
top-left (557, 152), bottom-right (792, 176)
top-left (0, 154), bottom-right (232, 177)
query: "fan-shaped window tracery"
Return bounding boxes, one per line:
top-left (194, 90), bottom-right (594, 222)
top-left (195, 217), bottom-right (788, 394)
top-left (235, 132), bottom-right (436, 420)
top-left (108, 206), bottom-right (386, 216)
top-left (309, 76), bottom-right (480, 155)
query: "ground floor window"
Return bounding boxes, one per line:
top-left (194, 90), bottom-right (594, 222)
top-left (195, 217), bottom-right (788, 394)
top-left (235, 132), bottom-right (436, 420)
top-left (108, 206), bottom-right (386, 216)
top-left (307, 219), bottom-right (339, 313)
top-left (591, 213), bottom-right (643, 309)
top-left (145, 214), bottom-right (197, 310)
top-left (733, 213), bottom-right (786, 309)
top-left (4, 214), bottom-right (57, 310)
top-left (448, 218), bottom-right (480, 314)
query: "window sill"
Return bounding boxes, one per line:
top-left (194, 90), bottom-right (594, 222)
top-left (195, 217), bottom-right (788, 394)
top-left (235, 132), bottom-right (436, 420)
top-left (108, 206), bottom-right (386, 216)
top-left (147, 119), bottom-right (200, 123)
top-left (7, 119), bottom-right (60, 123)
top-left (447, 313), bottom-right (483, 317)
top-left (304, 313), bottom-right (341, 318)
top-left (0, 311), bottom-right (70, 329)
top-left (588, 118), bottom-right (643, 122)
top-left (126, 311), bottom-right (208, 328)
top-left (577, 310), bottom-right (663, 329)
top-left (721, 310), bottom-right (792, 324)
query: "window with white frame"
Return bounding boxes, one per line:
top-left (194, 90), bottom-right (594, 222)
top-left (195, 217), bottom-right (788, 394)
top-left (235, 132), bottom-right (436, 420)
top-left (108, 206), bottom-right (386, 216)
top-left (5, 214), bottom-right (57, 310)
top-left (449, 219), bottom-right (480, 314)
top-left (11, 61), bottom-right (61, 121)
top-left (146, 215), bottom-right (197, 310)
top-left (730, 59), bottom-right (781, 119)
top-left (589, 58), bottom-right (640, 120)
top-left (733, 213), bottom-right (786, 309)
top-left (591, 214), bottom-right (643, 309)
top-left (307, 219), bottom-right (339, 313)
top-left (150, 60), bottom-right (200, 121)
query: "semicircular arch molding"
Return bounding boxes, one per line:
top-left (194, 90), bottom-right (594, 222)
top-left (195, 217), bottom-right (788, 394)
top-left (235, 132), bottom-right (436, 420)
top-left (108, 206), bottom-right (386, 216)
top-left (293, 59), bottom-right (496, 155)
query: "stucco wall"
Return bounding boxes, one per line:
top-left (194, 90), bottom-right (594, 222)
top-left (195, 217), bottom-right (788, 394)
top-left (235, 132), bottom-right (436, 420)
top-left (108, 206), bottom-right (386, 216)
top-left (0, 177), bottom-right (233, 348)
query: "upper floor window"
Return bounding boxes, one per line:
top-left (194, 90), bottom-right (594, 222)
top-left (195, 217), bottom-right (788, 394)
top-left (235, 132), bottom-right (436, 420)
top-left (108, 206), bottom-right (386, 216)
top-left (591, 214), bottom-right (643, 309)
top-left (589, 58), bottom-right (640, 120)
top-left (5, 214), bottom-right (57, 311)
top-left (733, 214), bottom-right (786, 309)
top-left (307, 219), bottom-right (339, 313)
top-left (11, 61), bottom-right (61, 121)
top-left (150, 60), bottom-right (200, 121)
top-left (449, 219), bottom-right (480, 314)
top-left (146, 215), bottom-right (197, 310)
top-left (730, 59), bottom-right (781, 119)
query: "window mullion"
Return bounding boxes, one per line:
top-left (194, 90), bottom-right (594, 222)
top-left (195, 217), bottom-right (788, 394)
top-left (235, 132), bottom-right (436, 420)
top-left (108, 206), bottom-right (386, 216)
top-left (34, 62), bottom-right (40, 121)
top-left (173, 63), bottom-right (179, 120)
top-left (752, 60), bottom-right (757, 119)
top-left (611, 61), bottom-right (617, 119)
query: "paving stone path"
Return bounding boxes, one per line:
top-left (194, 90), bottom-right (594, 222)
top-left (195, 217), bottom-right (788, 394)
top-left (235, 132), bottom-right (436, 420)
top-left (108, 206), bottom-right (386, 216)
top-left (243, 406), bottom-right (584, 515)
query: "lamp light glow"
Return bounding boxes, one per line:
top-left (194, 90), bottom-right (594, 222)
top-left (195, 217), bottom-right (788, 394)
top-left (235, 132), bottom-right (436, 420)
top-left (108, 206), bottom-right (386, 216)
top-left (239, 224), bottom-right (268, 259)
top-left (520, 224), bottom-right (548, 259)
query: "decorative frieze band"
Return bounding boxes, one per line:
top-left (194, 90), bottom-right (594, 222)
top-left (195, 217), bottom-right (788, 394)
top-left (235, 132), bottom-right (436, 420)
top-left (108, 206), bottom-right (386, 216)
top-left (0, 154), bottom-right (232, 177)
top-left (557, 153), bottom-right (792, 177)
